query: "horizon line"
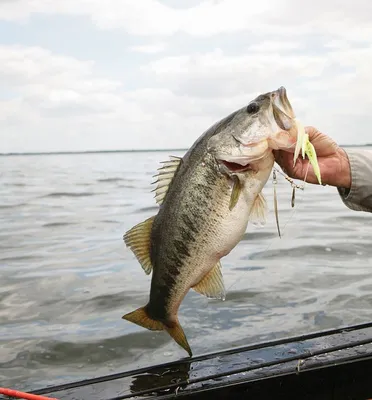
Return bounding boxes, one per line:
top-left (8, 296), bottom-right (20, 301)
top-left (0, 148), bottom-right (188, 156)
top-left (0, 144), bottom-right (370, 156)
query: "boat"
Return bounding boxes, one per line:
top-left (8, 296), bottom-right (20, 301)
top-left (4, 321), bottom-right (372, 400)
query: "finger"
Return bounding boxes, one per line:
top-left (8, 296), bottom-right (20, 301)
top-left (273, 151), bottom-right (292, 177)
top-left (273, 150), bottom-right (286, 172)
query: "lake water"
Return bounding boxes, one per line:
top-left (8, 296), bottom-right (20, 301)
top-left (1, 150), bottom-right (372, 392)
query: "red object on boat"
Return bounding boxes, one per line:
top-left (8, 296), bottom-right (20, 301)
top-left (0, 387), bottom-right (58, 400)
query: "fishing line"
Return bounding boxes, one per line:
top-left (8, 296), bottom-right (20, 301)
top-left (226, 160), bottom-right (311, 294)
top-left (266, 161), bottom-right (311, 244)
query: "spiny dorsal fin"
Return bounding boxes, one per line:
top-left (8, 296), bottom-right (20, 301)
top-left (123, 216), bottom-right (155, 275)
top-left (192, 261), bottom-right (225, 300)
top-left (152, 156), bottom-right (182, 205)
top-left (248, 193), bottom-right (268, 226)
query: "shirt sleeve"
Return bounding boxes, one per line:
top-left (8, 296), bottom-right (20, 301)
top-left (337, 148), bottom-right (372, 213)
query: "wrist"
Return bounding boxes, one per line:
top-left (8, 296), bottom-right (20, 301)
top-left (321, 148), bottom-right (351, 188)
top-left (334, 148), bottom-right (351, 189)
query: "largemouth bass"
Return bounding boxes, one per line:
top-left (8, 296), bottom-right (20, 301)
top-left (123, 87), bottom-right (309, 356)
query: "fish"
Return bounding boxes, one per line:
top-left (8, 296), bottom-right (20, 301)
top-left (122, 86), bottom-right (312, 357)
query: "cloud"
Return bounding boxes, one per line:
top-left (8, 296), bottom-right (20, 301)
top-left (0, 0), bottom-right (270, 36)
top-left (141, 48), bottom-right (328, 99)
top-left (128, 43), bottom-right (167, 54)
top-left (1, 1), bottom-right (372, 152)
top-left (1, 0), bottom-right (372, 41)
top-left (2, 38), bottom-right (372, 153)
top-left (247, 41), bottom-right (300, 53)
top-left (0, 44), bottom-right (221, 152)
top-left (0, 45), bottom-right (124, 116)
top-left (0, 45), bottom-right (146, 152)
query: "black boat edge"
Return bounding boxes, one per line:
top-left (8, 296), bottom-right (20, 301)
top-left (27, 321), bottom-right (372, 400)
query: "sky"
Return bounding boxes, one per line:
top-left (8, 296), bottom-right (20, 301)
top-left (0, 0), bottom-right (372, 153)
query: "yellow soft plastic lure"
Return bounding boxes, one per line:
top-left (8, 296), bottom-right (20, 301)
top-left (293, 119), bottom-right (322, 185)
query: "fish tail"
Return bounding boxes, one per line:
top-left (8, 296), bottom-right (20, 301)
top-left (122, 306), bottom-right (163, 331)
top-left (122, 307), bottom-right (192, 357)
top-left (164, 319), bottom-right (192, 357)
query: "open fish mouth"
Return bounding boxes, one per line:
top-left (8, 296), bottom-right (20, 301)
top-left (271, 86), bottom-right (295, 131)
top-left (220, 160), bottom-right (254, 173)
top-left (215, 138), bottom-right (269, 172)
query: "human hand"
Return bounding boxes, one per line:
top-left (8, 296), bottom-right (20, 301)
top-left (273, 126), bottom-right (351, 188)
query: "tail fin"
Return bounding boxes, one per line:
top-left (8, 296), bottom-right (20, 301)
top-left (164, 320), bottom-right (192, 357)
top-left (122, 307), bottom-right (192, 357)
top-left (122, 306), bottom-right (163, 330)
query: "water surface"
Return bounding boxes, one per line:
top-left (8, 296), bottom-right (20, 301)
top-left (1, 150), bottom-right (372, 391)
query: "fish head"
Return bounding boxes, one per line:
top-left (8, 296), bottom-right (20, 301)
top-left (207, 86), bottom-right (295, 173)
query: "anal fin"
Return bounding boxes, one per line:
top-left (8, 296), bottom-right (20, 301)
top-left (192, 261), bottom-right (225, 300)
top-left (123, 216), bottom-right (155, 275)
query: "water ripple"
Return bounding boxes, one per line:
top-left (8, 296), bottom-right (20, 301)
top-left (41, 192), bottom-right (98, 198)
top-left (1, 150), bottom-right (372, 391)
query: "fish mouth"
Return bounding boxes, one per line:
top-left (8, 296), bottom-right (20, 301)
top-left (217, 152), bottom-right (267, 173)
top-left (220, 160), bottom-right (254, 173)
top-left (271, 86), bottom-right (295, 131)
top-left (216, 137), bottom-right (269, 172)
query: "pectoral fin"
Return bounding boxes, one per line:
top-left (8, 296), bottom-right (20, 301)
top-left (123, 216), bottom-right (155, 275)
top-left (229, 175), bottom-right (241, 211)
top-left (192, 261), bottom-right (225, 300)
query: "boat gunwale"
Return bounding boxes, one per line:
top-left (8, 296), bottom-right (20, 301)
top-left (31, 320), bottom-right (372, 397)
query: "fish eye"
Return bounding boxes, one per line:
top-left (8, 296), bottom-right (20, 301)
top-left (246, 102), bottom-right (260, 114)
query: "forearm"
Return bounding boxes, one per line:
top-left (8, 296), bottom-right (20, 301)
top-left (337, 148), bottom-right (372, 213)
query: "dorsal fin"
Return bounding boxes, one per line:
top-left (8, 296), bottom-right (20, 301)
top-left (152, 156), bottom-right (182, 205)
top-left (123, 216), bottom-right (155, 275)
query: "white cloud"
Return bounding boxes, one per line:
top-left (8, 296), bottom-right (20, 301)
top-left (2, 40), bottom-right (372, 153)
top-left (0, 45), bottom-right (124, 116)
top-left (141, 48), bottom-right (328, 102)
top-left (128, 43), bottom-right (167, 54)
top-left (0, 45), bottom-right (222, 152)
top-left (1, 0), bottom-right (371, 41)
top-left (1, 1), bottom-right (372, 151)
top-left (0, 0), bottom-right (270, 36)
top-left (247, 41), bottom-right (300, 53)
